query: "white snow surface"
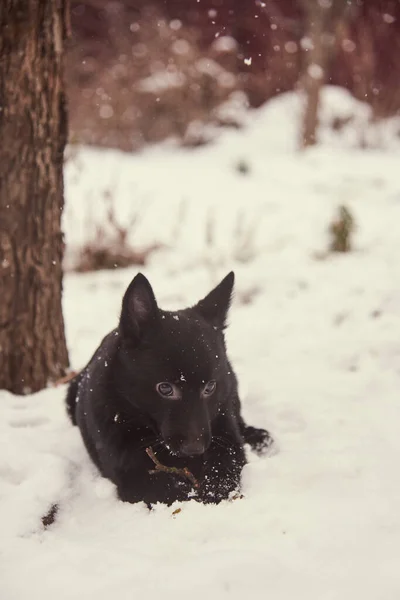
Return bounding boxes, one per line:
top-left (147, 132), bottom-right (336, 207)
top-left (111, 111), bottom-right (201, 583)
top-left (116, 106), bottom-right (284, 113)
top-left (2, 87), bottom-right (400, 599)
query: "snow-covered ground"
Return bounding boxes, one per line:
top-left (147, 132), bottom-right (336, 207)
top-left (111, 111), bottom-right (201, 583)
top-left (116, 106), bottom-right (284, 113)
top-left (2, 87), bottom-right (400, 599)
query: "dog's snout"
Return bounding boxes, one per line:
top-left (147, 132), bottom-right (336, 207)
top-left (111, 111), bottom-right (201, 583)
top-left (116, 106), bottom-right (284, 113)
top-left (180, 439), bottom-right (206, 456)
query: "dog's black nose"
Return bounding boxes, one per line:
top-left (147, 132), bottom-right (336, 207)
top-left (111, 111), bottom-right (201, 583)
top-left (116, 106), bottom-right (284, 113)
top-left (180, 440), bottom-right (206, 456)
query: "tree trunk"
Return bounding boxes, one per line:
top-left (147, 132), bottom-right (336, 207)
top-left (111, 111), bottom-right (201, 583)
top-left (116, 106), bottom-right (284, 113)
top-left (0, 0), bottom-right (70, 394)
top-left (300, 0), bottom-right (353, 149)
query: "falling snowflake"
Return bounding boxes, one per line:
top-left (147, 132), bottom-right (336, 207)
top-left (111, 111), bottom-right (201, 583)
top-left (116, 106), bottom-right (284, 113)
top-left (99, 105), bottom-right (114, 120)
top-left (342, 39), bottom-right (356, 53)
top-left (300, 37), bottom-right (314, 51)
top-left (170, 19), bottom-right (182, 31)
top-left (212, 36), bottom-right (237, 53)
top-left (285, 41), bottom-right (298, 54)
top-left (307, 64), bottom-right (324, 80)
top-left (172, 39), bottom-right (190, 56)
top-left (383, 13), bottom-right (395, 24)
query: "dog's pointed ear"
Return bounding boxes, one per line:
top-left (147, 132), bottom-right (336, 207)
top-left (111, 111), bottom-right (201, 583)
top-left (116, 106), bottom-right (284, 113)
top-left (119, 273), bottom-right (159, 341)
top-left (194, 271), bottom-right (235, 329)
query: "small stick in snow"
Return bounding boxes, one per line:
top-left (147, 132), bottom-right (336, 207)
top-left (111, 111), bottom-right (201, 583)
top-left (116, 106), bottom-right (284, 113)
top-left (54, 370), bottom-right (79, 386)
top-left (146, 447), bottom-right (200, 489)
top-left (42, 503), bottom-right (58, 528)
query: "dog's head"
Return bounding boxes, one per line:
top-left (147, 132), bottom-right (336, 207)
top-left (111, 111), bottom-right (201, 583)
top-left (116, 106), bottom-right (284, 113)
top-left (117, 272), bottom-right (235, 457)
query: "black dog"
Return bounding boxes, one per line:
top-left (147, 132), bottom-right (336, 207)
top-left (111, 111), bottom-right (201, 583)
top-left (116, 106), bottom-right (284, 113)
top-left (66, 272), bottom-right (272, 506)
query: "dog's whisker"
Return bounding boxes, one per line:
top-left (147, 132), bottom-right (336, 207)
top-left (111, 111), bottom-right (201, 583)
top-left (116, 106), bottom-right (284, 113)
top-left (212, 435), bottom-right (232, 449)
top-left (136, 437), bottom-right (163, 452)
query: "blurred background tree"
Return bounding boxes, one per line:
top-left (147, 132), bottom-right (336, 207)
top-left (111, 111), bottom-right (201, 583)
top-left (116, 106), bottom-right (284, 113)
top-left (66, 0), bottom-right (400, 151)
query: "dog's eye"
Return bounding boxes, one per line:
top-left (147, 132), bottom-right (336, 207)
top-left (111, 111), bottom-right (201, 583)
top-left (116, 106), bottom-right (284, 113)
top-left (203, 380), bottom-right (216, 396)
top-left (156, 382), bottom-right (174, 397)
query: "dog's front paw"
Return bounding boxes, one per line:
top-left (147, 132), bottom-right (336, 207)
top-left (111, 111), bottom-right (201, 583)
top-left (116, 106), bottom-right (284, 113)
top-left (198, 475), bottom-right (239, 505)
top-left (243, 426), bottom-right (274, 456)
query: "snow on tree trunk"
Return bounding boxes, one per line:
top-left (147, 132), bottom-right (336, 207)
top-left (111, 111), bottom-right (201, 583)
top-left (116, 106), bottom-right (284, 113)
top-left (0, 0), bottom-right (70, 394)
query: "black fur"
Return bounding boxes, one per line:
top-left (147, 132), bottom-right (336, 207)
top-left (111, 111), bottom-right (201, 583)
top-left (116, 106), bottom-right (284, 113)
top-left (66, 272), bottom-right (272, 506)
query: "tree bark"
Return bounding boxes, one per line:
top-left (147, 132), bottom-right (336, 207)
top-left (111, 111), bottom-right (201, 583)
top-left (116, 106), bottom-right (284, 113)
top-left (0, 0), bottom-right (70, 394)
